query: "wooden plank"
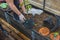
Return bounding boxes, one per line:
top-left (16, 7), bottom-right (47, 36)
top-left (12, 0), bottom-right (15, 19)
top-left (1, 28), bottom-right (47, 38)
top-left (0, 29), bottom-right (15, 40)
top-left (29, 0), bottom-right (60, 16)
top-left (0, 18), bottom-right (30, 40)
top-left (2, 24), bottom-right (23, 40)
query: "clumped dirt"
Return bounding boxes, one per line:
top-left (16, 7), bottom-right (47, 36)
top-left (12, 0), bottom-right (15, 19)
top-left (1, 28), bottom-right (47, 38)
top-left (24, 12), bottom-right (60, 34)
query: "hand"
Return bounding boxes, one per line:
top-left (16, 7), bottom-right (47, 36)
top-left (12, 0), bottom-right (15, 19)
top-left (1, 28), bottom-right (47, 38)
top-left (23, 11), bottom-right (28, 14)
top-left (19, 14), bottom-right (26, 22)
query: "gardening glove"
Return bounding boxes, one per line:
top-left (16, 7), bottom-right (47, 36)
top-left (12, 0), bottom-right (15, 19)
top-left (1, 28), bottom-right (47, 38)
top-left (19, 14), bottom-right (26, 22)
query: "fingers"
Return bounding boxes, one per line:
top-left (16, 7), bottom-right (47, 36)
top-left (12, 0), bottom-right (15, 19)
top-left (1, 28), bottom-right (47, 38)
top-left (19, 14), bottom-right (26, 23)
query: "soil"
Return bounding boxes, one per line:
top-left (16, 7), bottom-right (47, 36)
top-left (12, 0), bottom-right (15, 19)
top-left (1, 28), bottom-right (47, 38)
top-left (24, 12), bottom-right (60, 34)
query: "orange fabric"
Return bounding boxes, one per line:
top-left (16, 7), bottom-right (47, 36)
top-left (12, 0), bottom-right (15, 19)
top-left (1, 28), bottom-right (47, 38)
top-left (50, 33), bottom-right (60, 40)
top-left (38, 27), bottom-right (50, 36)
top-left (56, 35), bottom-right (60, 40)
top-left (50, 33), bottom-right (54, 40)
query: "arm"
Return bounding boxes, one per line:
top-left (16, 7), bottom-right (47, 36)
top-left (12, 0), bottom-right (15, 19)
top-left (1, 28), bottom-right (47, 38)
top-left (5, 0), bottom-right (21, 16)
top-left (5, 0), bottom-right (26, 22)
top-left (19, 0), bottom-right (26, 13)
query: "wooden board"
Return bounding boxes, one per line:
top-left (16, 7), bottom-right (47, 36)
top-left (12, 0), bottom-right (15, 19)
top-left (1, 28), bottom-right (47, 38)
top-left (29, 0), bottom-right (60, 16)
top-left (0, 18), bottom-right (30, 40)
top-left (2, 24), bottom-right (23, 40)
top-left (32, 0), bottom-right (60, 11)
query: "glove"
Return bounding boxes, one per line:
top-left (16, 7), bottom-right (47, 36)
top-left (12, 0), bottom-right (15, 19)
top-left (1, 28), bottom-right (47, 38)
top-left (19, 14), bottom-right (26, 22)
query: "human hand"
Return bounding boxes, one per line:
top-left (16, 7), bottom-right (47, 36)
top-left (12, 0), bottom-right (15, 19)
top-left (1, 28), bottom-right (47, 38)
top-left (19, 14), bottom-right (26, 22)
